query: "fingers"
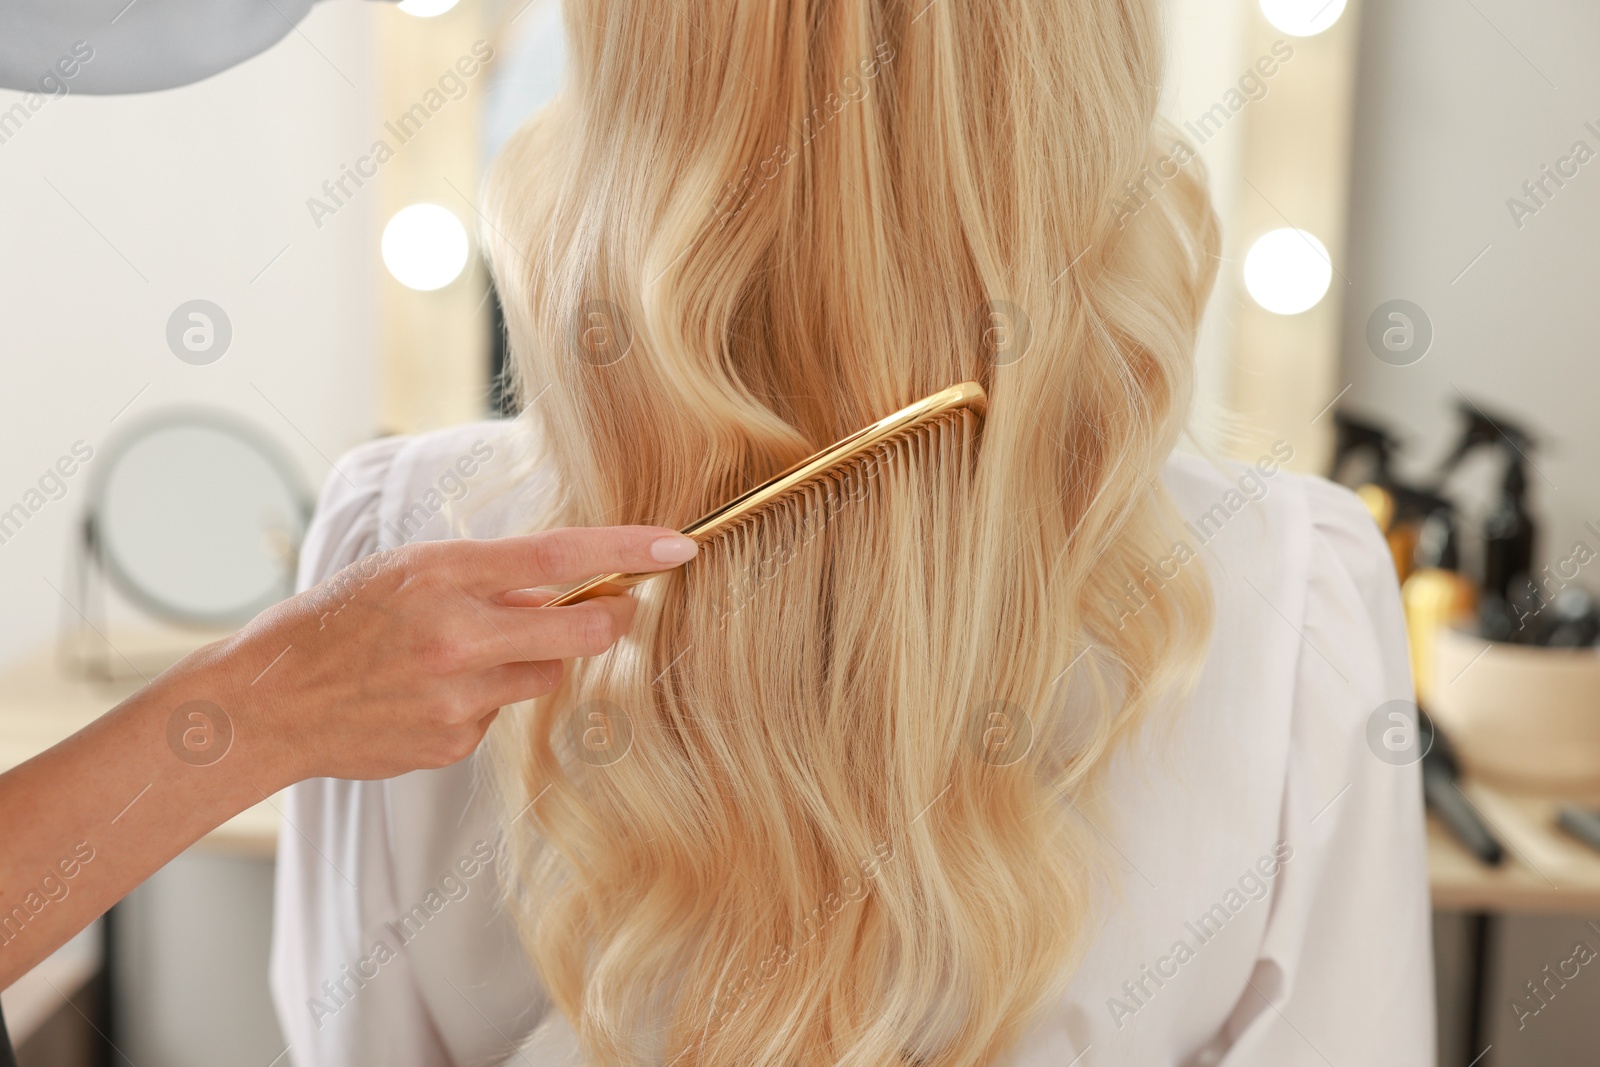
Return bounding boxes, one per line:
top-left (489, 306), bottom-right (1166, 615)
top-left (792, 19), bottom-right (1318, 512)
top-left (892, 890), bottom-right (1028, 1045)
top-left (429, 706), bottom-right (506, 770)
top-left (483, 596), bottom-right (637, 665)
top-left (429, 665), bottom-right (557, 769)
top-left (498, 587), bottom-right (558, 608)
top-left (476, 660), bottom-right (565, 709)
top-left (459, 526), bottom-right (699, 593)
top-left (427, 595), bottom-right (635, 672)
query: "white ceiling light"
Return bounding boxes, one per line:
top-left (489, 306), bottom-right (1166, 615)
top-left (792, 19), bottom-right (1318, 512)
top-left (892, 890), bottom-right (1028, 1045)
top-left (1259, 0), bottom-right (1348, 37)
top-left (1243, 228), bottom-right (1333, 315)
top-left (397, 0), bottom-right (461, 16)
top-left (382, 204), bottom-right (470, 292)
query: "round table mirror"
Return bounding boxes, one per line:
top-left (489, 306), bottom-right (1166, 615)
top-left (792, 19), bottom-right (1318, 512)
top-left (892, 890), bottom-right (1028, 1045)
top-left (87, 409), bottom-right (312, 628)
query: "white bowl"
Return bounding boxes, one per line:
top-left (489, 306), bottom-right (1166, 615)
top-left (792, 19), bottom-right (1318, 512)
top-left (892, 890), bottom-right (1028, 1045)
top-left (1430, 626), bottom-right (1600, 793)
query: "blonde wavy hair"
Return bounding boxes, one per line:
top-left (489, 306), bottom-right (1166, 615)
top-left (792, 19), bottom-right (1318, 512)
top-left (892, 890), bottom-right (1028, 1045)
top-left (481, 1), bottom-right (1218, 1063)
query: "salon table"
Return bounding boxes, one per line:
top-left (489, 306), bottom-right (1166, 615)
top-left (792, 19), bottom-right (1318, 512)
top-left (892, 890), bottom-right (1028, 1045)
top-left (1426, 780), bottom-right (1600, 1065)
top-left (1429, 783), bottom-right (1600, 914)
top-left (0, 634), bottom-right (281, 852)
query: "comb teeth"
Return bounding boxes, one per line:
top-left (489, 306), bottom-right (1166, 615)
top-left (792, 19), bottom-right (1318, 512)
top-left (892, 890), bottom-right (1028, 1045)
top-left (546, 384), bottom-right (986, 606)
top-left (704, 407), bottom-right (975, 550)
top-left (703, 409), bottom-right (981, 628)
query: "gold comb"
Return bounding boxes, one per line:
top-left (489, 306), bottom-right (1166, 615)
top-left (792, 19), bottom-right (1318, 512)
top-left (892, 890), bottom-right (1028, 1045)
top-left (546, 381), bottom-right (987, 606)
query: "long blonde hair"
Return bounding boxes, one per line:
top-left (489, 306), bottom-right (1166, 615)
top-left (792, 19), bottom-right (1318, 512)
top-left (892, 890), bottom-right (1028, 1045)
top-left (481, 1), bottom-right (1218, 1063)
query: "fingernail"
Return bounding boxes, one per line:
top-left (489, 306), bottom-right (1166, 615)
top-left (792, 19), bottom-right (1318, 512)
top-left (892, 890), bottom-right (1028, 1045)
top-left (650, 534), bottom-right (699, 564)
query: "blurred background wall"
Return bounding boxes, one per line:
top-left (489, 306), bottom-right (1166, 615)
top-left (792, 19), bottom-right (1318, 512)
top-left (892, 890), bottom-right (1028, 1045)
top-left (1342, 2), bottom-right (1600, 1063)
top-left (0, 3), bottom-right (380, 670)
top-left (1341, 0), bottom-right (1600, 610)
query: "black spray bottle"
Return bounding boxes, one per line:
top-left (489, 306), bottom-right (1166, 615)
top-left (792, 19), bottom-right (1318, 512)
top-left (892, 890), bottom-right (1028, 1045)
top-left (1434, 401), bottom-right (1539, 642)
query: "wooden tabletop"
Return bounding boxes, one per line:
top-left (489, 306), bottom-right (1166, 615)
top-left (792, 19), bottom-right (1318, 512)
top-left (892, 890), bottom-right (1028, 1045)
top-left (1428, 780), bottom-right (1600, 914)
top-left (0, 633), bottom-right (280, 857)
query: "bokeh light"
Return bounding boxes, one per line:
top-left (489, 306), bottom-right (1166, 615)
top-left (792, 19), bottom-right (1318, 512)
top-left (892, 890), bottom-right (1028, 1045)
top-left (1243, 228), bottom-right (1334, 315)
top-left (381, 204), bottom-right (470, 292)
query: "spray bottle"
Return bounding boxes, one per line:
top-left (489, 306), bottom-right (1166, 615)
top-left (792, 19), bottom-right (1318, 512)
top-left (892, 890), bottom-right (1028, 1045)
top-left (1330, 411), bottom-right (1431, 582)
top-left (1402, 502), bottom-right (1477, 707)
top-left (1432, 399), bottom-right (1539, 643)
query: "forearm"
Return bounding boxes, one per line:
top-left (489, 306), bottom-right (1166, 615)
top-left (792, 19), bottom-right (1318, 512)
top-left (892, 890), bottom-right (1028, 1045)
top-left (0, 525), bottom-right (693, 989)
top-left (0, 640), bottom-right (293, 989)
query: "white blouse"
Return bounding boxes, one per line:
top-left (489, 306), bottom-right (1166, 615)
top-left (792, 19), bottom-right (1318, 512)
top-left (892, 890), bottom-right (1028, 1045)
top-left (269, 421), bottom-right (1435, 1067)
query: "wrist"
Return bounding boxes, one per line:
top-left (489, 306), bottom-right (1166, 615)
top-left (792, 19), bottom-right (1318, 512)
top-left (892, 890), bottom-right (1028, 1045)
top-left (151, 627), bottom-right (309, 798)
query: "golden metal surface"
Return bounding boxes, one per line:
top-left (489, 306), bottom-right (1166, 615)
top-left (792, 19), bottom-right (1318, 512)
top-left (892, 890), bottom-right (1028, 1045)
top-left (547, 381), bottom-right (987, 606)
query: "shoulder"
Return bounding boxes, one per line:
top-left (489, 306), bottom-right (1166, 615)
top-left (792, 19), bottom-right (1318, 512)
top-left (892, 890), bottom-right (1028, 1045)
top-left (1060, 453), bottom-right (1420, 1053)
top-left (1159, 446), bottom-right (1413, 805)
top-left (1159, 448), bottom-right (1393, 622)
top-left (295, 419), bottom-right (550, 590)
top-left (1156, 447), bottom-right (1409, 788)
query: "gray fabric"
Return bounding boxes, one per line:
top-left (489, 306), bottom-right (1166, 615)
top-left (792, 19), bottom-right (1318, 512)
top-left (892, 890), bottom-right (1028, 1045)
top-left (0, 0), bottom-right (322, 94)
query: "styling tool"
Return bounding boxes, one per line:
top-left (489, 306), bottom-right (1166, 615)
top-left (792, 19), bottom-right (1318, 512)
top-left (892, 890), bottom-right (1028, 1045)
top-left (547, 381), bottom-right (988, 606)
top-left (1420, 711), bottom-right (1504, 867)
top-left (1556, 805), bottom-right (1600, 855)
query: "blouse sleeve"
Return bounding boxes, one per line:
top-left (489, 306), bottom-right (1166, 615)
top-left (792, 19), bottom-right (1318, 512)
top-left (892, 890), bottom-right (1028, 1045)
top-left (268, 435), bottom-right (458, 1067)
top-left (1211, 478), bottom-right (1436, 1066)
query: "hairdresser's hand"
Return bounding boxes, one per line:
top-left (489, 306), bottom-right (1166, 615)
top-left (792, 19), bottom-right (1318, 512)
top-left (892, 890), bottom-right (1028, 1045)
top-left (192, 526), bottom-right (698, 785)
top-left (0, 527), bottom-right (694, 989)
